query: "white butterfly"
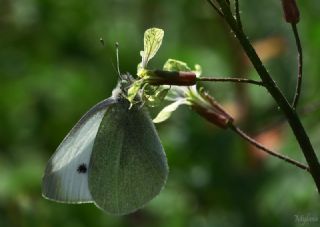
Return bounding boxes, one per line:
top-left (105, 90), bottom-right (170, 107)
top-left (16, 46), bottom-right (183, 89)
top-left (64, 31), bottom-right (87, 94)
top-left (42, 78), bottom-right (168, 215)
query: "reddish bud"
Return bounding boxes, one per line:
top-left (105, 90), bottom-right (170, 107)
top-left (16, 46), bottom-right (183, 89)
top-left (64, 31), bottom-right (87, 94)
top-left (148, 70), bottom-right (197, 86)
top-left (281, 0), bottom-right (300, 23)
top-left (191, 105), bottom-right (232, 129)
top-left (190, 90), bottom-right (234, 129)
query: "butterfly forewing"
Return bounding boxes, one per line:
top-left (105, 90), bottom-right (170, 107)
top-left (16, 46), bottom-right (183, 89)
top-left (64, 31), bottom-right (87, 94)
top-left (42, 98), bottom-right (116, 203)
top-left (88, 99), bottom-right (168, 215)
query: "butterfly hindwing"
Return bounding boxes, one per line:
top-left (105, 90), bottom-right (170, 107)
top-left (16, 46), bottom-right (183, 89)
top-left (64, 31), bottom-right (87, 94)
top-left (88, 98), bottom-right (168, 215)
top-left (42, 98), bottom-right (116, 203)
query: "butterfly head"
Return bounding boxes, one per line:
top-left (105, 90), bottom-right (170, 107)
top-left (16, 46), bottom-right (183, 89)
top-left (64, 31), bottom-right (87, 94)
top-left (112, 74), bottom-right (136, 100)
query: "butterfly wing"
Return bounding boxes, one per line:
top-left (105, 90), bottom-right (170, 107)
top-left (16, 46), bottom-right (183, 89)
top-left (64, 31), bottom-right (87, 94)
top-left (88, 99), bottom-right (168, 215)
top-left (42, 98), bottom-right (116, 203)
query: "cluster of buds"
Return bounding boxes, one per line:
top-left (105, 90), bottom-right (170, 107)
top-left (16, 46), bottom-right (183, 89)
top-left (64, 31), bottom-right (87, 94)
top-left (129, 27), bottom-right (234, 129)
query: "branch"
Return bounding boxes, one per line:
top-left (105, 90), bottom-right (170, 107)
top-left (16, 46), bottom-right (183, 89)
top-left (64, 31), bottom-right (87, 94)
top-left (234, 0), bottom-right (243, 31)
top-left (291, 23), bottom-right (303, 109)
top-left (212, 0), bottom-right (320, 192)
top-left (229, 124), bottom-right (310, 171)
top-left (197, 77), bottom-right (264, 86)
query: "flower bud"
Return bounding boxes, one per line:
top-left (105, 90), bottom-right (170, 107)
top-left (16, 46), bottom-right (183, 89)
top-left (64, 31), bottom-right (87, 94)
top-left (147, 70), bottom-right (197, 86)
top-left (281, 0), bottom-right (300, 24)
top-left (191, 105), bottom-right (232, 129)
top-left (190, 91), bottom-right (233, 129)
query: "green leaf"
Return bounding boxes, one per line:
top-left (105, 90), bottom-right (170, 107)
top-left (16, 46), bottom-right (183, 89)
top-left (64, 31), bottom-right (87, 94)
top-left (194, 64), bottom-right (202, 77)
top-left (153, 99), bottom-right (189, 123)
top-left (140, 28), bottom-right (164, 69)
top-left (127, 79), bottom-right (145, 103)
top-left (163, 59), bottom-right (192, 72)
top-left (144, 86), bottom-right (170, 107)
top-left (163, 59), bottom-right (202, 77)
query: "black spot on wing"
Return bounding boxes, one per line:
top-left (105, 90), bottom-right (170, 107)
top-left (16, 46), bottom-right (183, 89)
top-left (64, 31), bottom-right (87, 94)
top-left (77, 163), bottom-right (87, 173)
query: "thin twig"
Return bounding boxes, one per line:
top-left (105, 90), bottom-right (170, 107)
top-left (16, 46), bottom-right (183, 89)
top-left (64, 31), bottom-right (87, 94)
top-left (291, 23), bottom-right (303, 109)
top-left (234, 0), bottom-right (243, 31)
top-left (197, 77), bottom-right (264, 86)
top-left (206, 0), bottom-right (224, 17)
top-left (229, 124), bottom-right (310, 172)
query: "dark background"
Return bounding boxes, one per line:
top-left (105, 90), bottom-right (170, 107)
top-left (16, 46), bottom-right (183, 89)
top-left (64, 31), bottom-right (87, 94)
top-left (1, 0), bottom-right (320, 226)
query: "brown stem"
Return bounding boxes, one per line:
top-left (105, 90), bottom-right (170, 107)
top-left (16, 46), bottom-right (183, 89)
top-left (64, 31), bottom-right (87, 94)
top-left (198, 77), bottom-right (264, 86)
top-left (291, 23), bottom-right (303, 109)
top-left (229, 124), bottom-right (310, 171)
top-left (234, 0), bottom-right (243, 31)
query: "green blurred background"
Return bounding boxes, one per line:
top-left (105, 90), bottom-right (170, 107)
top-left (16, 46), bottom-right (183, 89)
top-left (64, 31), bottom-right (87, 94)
top-left (1, 0), bottom-right (320, 226)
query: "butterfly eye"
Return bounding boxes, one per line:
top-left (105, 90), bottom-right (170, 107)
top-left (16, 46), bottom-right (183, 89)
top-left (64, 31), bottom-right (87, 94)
top-left (77, 163), bottom-right (87, 173)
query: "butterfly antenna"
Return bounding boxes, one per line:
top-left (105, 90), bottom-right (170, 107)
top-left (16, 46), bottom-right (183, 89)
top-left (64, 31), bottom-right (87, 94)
top-left (99, 37), bottom-right (123, 80)
top-left (115, 42), bottom-right (123, 80)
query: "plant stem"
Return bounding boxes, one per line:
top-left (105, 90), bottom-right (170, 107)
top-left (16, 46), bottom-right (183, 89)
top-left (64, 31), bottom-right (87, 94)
top-left (229, 124), bottom-right (310, 171)
top-left (234, 0), bottom-right (243, 31)
top-left (213, 0), bottom-right (320, 192)
top-left (291, 23), bottom-right (303, 109)
top-left (197, 77), bottom-right (263, 86)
